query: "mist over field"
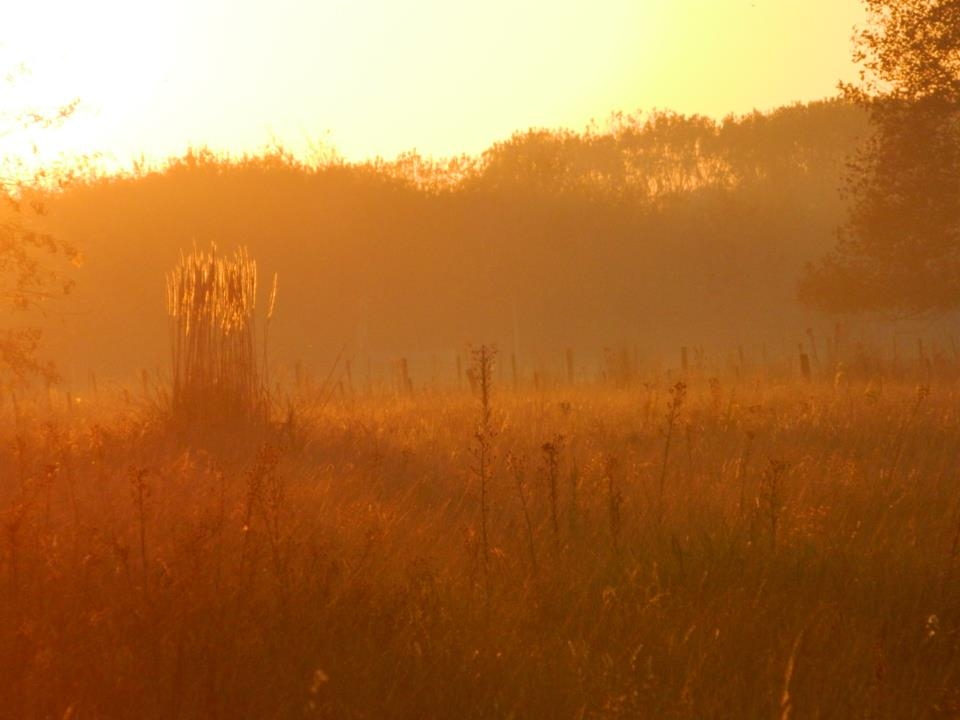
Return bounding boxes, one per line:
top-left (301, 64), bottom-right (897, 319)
top-left (33, 101), bottom-right (880, 385)
top-left (3, 0), bottom-right (960, 717)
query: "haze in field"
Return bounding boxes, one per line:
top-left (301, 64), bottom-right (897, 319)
top-left (8, 2), bottom-right (960, 717)
top-left (2, 0), bottom-right (944, 386)
top-left (3, 0), bottom-right (865, 168)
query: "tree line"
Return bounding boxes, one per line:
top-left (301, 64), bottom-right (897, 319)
top-left (34, 100), bottom-right (867, 380)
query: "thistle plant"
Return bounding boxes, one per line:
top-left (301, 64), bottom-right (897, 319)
top-left (541, 435), bottom-right (564, 556)
top-left (657, 380), bottom-right (687, 522)
top-left (469, 344), bottom-right (496, 592)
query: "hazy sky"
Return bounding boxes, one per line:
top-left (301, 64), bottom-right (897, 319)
top-left (2, 0), bottom-right (866, 169)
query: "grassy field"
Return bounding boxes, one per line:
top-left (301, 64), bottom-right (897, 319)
top-left (2, 373), bottom-right (960, 719)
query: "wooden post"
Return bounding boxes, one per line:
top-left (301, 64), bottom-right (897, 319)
top-left (799, 351), bottom-right (811, 381)
top-left (806, 328), bottom-right (820, 369)
top-left (399, 358), bottom-right (412, 394)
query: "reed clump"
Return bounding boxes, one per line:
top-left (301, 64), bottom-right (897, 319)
top-left (166, 244), bottom-right (277, 431)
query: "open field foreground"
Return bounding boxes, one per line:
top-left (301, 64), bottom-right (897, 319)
top-left (2, 377), bottom-right (960, 718)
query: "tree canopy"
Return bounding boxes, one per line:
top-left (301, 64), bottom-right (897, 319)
top-left (800, 0), bottom-right (960, 316)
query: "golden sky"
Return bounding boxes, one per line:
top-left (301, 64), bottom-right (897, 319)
top-left (2, 0), bottom-right (866, 170)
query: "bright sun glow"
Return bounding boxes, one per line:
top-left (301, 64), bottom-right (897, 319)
top-left (2, 0), bottom-right (866, 173)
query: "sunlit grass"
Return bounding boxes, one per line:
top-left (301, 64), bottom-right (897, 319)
top-left (1, 374), bottom-right (959, 717)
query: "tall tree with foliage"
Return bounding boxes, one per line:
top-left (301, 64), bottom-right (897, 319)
top-left (0, 67), bottom-right (80, 384)
top-left (800, 0), bottom-right (960, 316)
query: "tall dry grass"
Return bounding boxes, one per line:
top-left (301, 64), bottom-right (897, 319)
top-left (2, 374), bottom-right (960, 717)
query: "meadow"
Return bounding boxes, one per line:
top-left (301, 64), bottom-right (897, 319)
top-left (2, 1), bottom-right (958, 715)
top-left (3, 360), bottom-right (960, 719)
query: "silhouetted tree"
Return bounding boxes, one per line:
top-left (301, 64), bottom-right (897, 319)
top-left (0, 66), bottom-right (80, 384)
top-left (801, 0), bottom-right (960, 315)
